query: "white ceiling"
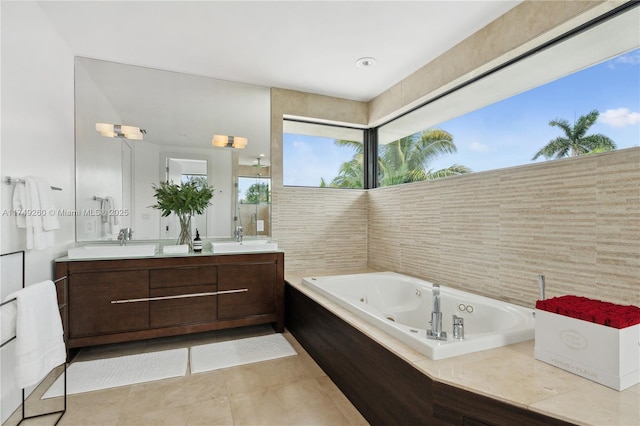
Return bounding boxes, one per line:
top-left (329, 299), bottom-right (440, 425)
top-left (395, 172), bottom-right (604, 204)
top-left (38, 1), bottom-right (521, 102)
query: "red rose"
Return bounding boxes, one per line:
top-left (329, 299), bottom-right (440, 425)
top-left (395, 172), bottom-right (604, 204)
top-left (536, 295), bottom-right (640, 329)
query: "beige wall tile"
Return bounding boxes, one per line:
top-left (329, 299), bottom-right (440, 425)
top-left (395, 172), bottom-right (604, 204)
top-left (368, 148), bottom-right (640, 307)
top-left (272, 187), bottom-right (368, 273)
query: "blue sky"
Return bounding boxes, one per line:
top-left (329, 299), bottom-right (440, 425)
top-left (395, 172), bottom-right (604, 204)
top-left (284, 48), bottom-right (640, 187)
top-left (283, 134), bottom-right (359, 186)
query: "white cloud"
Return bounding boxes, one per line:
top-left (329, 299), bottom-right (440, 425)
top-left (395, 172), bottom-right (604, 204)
top-left (608, 52), bottom-right (640, 69)
top-left (469, 141), bottom-right (489, 152)
top-left (599, 108), bottom-right (640, 128)
top-left (615, 52), bottom-right (640, 65)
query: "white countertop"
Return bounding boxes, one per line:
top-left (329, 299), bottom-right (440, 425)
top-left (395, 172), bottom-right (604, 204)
top-left (285, 269), bottom-right (640, 426)
top-left (56, 248), bottom-right (283, 262)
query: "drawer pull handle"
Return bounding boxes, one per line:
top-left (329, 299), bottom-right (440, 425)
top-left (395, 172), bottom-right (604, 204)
top-left (111, 288), bottom-right (248, 304)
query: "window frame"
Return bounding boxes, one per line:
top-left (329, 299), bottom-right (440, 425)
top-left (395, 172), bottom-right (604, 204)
top-left (282, 2), bottom-right (638, 190)
top-left (282, 118), bottom-right (368, 189)
top-left (371, 1), bottom-right (639, 188)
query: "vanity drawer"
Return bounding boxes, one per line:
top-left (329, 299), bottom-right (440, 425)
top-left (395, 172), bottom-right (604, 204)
top-left (218, 263), bottom-right (276, 319)
top-left (150, 266), bottom-right (217, 288)
top-left (150, 284), bottom-right (218, 328)
top-left (69, 270), bottom-right (150, 338)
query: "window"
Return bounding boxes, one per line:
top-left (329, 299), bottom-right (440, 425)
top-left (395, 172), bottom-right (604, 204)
top-left (237, 176), bottom-right (271, 238)
top-left (283, 120), bottom-right (365, 188)
top-left (377, 5), bottom-right (639, 187)
top-left (238, 176), bottom-right (271, 204)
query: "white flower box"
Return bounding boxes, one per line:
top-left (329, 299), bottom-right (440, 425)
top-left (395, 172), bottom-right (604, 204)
top-left (534, 309), bottom-right (640, 391)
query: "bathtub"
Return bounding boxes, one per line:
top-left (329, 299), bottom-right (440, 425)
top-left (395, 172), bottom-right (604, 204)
top-left (301, 272), bottom-right (535, 360)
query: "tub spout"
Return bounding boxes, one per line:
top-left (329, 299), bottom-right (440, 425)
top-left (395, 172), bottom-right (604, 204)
top-left (538, 274), bottom-right (545, 300)
top-left (427, 284), bottom-right (447, 341)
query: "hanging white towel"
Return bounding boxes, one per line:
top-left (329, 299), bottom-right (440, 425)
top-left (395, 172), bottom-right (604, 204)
top-left (100, 196), bottom-right (120, 236)
top-left (100, 197), bottom-right (110, 224)
top-left (105, 196), bottom-right (120, 227)
top-left (12, 181), bottom-right (27, 229)
top-left (6, 281), bottom-right (66, 388)
top-left (1, 300), bottom-right (17, 347)
top-left (11, 177), bottom-right (59, 250)
top-left (32, 177), bottom-right (60, 232)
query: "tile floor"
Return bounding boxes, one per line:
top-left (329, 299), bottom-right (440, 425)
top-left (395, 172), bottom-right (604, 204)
top-left (4, 325), bottom-right (368, 426)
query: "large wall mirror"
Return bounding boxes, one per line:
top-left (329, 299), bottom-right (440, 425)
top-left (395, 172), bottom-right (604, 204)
top-left (74, 57), bottom-right (271, 242)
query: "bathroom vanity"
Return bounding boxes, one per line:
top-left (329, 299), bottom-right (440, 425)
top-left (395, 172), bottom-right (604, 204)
top-left (55, 251), bottom-right (284, 352)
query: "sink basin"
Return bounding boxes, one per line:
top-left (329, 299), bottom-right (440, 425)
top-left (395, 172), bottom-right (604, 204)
top-left (68, 244), bottom-right (157, 259)
top-left (211, 240), bottom-right (278, 254)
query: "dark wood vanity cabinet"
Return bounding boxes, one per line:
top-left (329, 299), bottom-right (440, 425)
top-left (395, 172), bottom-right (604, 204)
top-left (55, 252), bottom-right (284, 351)
top-left (68, 269), bottom-right (150, 338)
top-left (218, 263), bottom-right (278, 319)
top-left (149, 266), bottom-right (218, 328)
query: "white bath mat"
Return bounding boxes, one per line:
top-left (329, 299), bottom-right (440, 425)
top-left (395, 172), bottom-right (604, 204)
top-left (42, 348), bottom-right (188, 399)
top-left (190, 333), bottom-right (297, 374)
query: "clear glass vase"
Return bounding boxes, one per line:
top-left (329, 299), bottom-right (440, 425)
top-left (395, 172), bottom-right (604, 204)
top-left (177, 213), bottom-right (193, 250)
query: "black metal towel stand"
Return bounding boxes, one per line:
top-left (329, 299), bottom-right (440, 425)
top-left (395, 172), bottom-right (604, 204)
top-left (0, 250), bottom-right (67, 425)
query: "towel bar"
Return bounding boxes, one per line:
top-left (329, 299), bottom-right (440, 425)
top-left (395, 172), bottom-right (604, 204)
top-left (1, 251), bottom-right (67, 425)
top-left (3, 176), bottom-right (62, 191)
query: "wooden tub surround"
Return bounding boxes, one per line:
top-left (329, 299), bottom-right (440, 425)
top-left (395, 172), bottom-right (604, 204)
top-left (285, 283), bottom-right (573, 426)
top-left (55, 252), bottom-right (284, 353)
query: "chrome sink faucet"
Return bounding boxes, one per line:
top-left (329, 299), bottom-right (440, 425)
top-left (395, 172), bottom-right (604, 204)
top-left (235, 226), bottom-right (243, 243)
top-left (118, 227), bottom-right (133, 245)
top-left (427, 284), bottom-right (447, 340)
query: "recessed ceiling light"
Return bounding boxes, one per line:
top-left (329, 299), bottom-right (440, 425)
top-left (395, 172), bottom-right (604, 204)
top-left (356, 57), bottom-right (377, 68)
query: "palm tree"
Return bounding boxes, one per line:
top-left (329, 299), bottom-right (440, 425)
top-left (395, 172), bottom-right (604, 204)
top-left (328, 140), bottom-right (365, 188)
top-left (378, 129), bottom-right (470, 187)
top-left (326, 129), bottom-right (471, 188)
top-left (532, 110), bottom-right (616, 160)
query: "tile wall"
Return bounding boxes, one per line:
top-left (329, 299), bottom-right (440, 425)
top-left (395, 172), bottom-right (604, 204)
top-left (270, 88), bottom-right (369, 274)
top-left (368, 148), bottom-right (640, 307)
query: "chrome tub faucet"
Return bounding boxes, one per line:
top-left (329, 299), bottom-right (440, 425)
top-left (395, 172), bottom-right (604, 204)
top-left (427, 284), bottom-right (447, 340)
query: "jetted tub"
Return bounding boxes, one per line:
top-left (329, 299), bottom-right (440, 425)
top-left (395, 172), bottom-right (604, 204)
top-left (302, 272), bottom-right (535, 360)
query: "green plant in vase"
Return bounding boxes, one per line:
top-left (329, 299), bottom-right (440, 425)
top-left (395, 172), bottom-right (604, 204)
top-left (151, 178), bottom-right (214, 250)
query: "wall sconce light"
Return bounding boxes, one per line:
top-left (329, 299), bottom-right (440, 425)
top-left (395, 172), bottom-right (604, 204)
top-left (96, 123), bottom-right (145, 140)
top-left (212, 134), bottom-right (248, 149)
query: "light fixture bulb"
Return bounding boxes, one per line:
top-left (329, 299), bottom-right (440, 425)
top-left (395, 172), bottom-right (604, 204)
top-left (212, 134), bottom-right (247, 149)
top-left (212, 135), bottom-right (229, 147)
top-left (120, 125), bottom-right (142, 136)
top-left (96, 123), bottom-right (144, 140)
top-left (96, 123), bottom-right (114, 133)
top-left (232, 136), bottom-right (248, 149)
